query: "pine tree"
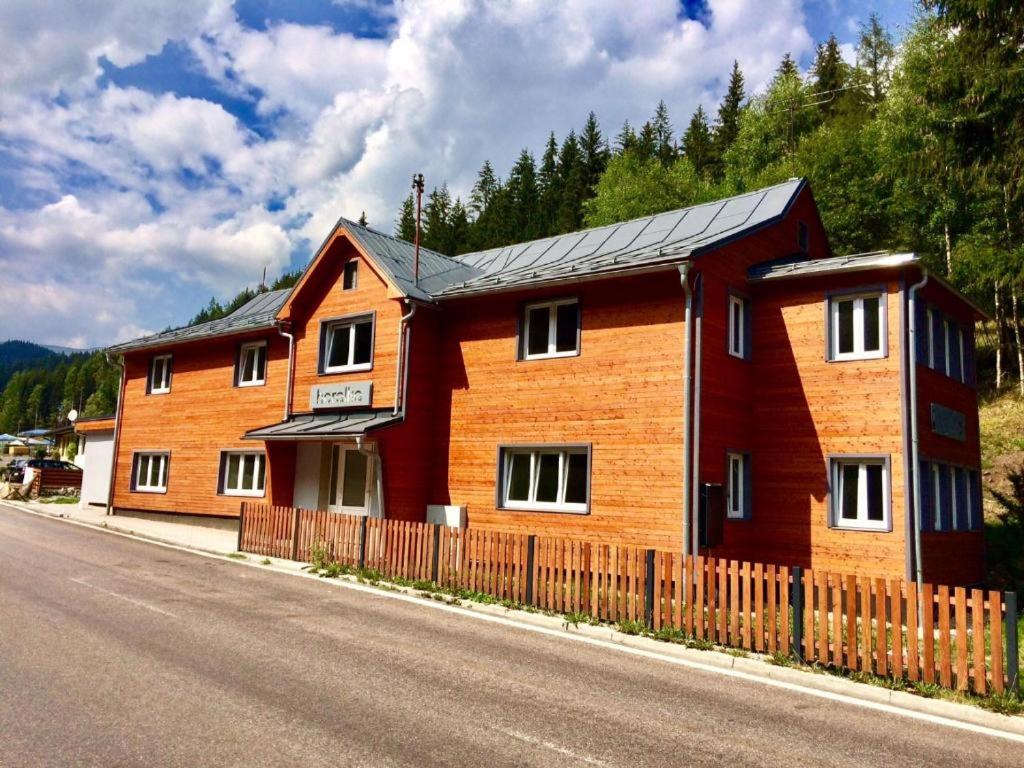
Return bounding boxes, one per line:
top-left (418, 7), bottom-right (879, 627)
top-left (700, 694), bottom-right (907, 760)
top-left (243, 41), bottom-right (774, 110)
top-left (507, 149), bottom-right (540, 240)
top-left (714, 61), bottom-right (745, 155)
top-left (635, 122), bottom-right (658, 162)
top-left (396, 194), bottom-right (416, 241)
top-left (469, 160), bottom-right (498, 218)
top-left (579, 111), bottom-right (610, 194)
top-left (422, 185), bottom-right (453, 254)
top-left (776, 52), bottom-right (799, 80)
top-left (858, 13), bottom-right (894, 104)
top-left (682, 106), bottom-right (714, 178)
top-left (357, 211), bottom-right (368, 227)
top-left (614, 121), bottom-right (637, 155)
top-left (812, 34), bottom-right (847, 117)
top-left (538, 132), bottom-right (561, 235)
top-left (556, 131), bottom-right (586, 233)
top-left (652, 100), bottom-right (676, 166)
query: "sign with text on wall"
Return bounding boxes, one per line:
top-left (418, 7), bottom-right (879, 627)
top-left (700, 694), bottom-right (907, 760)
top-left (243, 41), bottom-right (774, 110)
top-left (930, 402), bottom-right (966, 442)
top-left (310, 382), bottom-right (372, 410)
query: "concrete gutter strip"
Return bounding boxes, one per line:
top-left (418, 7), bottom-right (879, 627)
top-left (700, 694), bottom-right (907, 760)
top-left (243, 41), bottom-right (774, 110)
top-left (6, 500), bottom-right (1023, 741)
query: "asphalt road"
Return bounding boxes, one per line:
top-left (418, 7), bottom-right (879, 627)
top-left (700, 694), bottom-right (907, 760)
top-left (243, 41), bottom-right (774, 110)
top-left (0, 505), bottom-right (1018, 768)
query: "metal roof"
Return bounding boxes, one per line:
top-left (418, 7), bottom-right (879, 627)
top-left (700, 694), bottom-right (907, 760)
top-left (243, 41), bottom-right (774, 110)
top-left (338, 218), bottom-right (481, 301)
top-left (748, 251), bottom-right (918, 281)
top-left (437, 179), bottom-right (806, 297)
top-left (108, 288), bottom-right (290, 353)
top-left (242, 410), bottom-right (402, 440)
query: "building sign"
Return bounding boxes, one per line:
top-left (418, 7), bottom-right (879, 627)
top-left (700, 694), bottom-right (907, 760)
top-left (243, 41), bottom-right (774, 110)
top-left (310, 382), bottom-right (372, 410)
top-left (930, 403), bottom-right (966, 442)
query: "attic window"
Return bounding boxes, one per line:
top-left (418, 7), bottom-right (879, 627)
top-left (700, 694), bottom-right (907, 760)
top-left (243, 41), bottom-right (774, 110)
top-left (521, 298), bottom-right (580, 360)
top-left (798, 221), bottom-right (809, 252)
top-left (343, 260), bottom-right (358, 291)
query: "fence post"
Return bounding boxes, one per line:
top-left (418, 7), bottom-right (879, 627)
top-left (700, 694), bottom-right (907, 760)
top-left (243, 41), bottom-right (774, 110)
top-left (431, 524), bottom-right (441, 583)
top-left (290, 506), bottom-right (301, 561)
top-left (645, 549), bottom-right (656, 628)
top-left (1006, 591), bottom-right (1019, 696)
top-left (791, 566), bottom-right (804, 662)
top-left (358, 516), bottom-right (368, 570)
top-left (525, 535), bottom-right (536, 606)
top-left (236, 504), bottom-right (245, 552)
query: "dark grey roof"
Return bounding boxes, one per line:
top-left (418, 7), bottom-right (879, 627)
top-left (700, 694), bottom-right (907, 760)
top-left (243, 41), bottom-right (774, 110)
top-left (108, 288), bottom-right (289, 353)
top-left (437, 179), bottom-right (806, 297)
top-left (243, 410), bottom-right (401, 440)
top-left (337, 218), bottom-right (481, 301)
top-left (748, 251), bottom-right (917, 281)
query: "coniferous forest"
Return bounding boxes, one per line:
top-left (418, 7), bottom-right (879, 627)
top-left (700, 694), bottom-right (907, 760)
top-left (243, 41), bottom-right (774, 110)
top-left (2, 3), bottom-right (1022, 436)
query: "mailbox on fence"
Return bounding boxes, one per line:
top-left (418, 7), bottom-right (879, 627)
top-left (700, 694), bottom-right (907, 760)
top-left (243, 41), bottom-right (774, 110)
top-left (699, 483), bottom-right (724, 548)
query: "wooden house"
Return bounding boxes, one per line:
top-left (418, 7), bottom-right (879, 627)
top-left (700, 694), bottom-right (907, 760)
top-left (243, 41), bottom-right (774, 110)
top-left (106, 179), bottom-right (986, 584)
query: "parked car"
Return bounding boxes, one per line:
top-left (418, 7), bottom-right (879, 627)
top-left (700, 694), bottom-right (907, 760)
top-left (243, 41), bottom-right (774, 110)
top-left (8, 458), bottom-right (80, 484)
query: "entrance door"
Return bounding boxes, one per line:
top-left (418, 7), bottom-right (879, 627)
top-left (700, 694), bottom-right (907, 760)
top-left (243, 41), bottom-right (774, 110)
top-left (327, 444), bottom-right (372, 515)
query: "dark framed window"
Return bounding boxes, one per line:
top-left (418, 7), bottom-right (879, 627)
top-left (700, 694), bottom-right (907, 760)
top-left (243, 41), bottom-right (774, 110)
top-left (827, 291), bottom-right (885, 361)
top-left (728, 293), bottom-right (751, 360)
top-left (147, 354), bottom-right (172, 394)
top-left (829, 455), bottom-right (890, 531)
top-left (235, 341), bottom-right (267, 387)
top-left (519, 298), bottom-right (580, 360)
top-left (918, 460), bottom-right (982, 532)
top-left (343, 260), bottom-right (358, 291)
top-left (218, 450), bottom-right (266, 497)
top-left (726, 451), bottom-right (752, 520)
top-left (798, 221), bottom-right (809, 252)
top-left (132, 452), bottom-right (169, 493)
top-left (497, 445), bottom-right (590, 513)
top-left (319, 314), bottom-right (374, 374)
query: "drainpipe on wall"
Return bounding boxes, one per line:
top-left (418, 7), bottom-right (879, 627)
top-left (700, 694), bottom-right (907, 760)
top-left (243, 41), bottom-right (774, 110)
top-left (393, 301), bottom-right (417, 417)
top-left (679, 263), bottom-right (694, 561)
top-left (275, 321), bottom-right (295, 420)
top-left (908, 272), bottom-right (929, 596)
top-left (689, 274), bottom-right (704, 562)
top-left (103, 352), bottom-right (126, 517)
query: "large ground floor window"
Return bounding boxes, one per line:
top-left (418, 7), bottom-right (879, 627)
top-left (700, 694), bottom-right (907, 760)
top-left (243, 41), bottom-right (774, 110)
top-left (498, 445), bottom-right (590, 513)
top-left (830, 455), bottom-right (890, 531)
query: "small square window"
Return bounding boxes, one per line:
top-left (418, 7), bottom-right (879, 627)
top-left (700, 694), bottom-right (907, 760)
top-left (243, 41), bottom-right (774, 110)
top-left (828, 292), bottom-right (885, 361)
top-left (342, 260), bottom-right (358, 290)
top-left (133, 452), bottom-right (169, 492)
top-left (220, 451), bottom-right (266, 496)
top-left (521, 299), bottom-right (580, 360)
top-left (148, 354), bottom-right (172, 394)
top-left (831, 457), bottom-right (890, 531)
top-left (321, 315), bottom-right (374, 373)
top-left (236, 341), bottom-right (267, 387)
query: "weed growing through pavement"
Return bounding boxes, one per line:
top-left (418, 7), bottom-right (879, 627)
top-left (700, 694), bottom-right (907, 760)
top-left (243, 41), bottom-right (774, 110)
top-left (261, 558), bottom-right (272, 565)
top-left (226, 552), bottom-right (247, 560)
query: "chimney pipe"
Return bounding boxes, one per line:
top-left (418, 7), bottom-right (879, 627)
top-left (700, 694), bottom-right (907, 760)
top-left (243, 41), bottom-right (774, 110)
top-left (412, 173), bottom-right (425, 286)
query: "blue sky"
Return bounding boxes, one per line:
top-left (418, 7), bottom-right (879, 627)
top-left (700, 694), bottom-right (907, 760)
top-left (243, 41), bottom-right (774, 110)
top-left (0, 0), bottom-right (915, 348)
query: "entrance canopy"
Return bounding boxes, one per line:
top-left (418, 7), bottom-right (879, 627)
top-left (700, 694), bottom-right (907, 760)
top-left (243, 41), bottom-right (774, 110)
top-left (243, 410), bottom-right (401, 441)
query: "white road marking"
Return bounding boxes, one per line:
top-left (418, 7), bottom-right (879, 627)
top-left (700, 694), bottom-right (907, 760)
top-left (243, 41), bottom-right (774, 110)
top-left (7, 504), bottom-right (1022, 746)
top-left (69, 576), bottom-right (179, 618)
top-left (493, 726), bottom-right (612, 767)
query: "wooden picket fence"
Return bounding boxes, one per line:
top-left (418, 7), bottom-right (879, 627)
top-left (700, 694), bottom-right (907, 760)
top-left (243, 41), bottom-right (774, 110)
top-left (238, 503), bottom-right (1021, 697)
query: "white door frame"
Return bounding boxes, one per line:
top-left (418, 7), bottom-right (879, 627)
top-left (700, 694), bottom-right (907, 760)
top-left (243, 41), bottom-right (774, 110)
top-left (327, 443), bottom-right (373, 516)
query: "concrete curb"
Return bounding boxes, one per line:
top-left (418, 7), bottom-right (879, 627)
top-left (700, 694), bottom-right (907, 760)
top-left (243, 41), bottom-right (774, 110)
top-left (5, 500), bottom-right (1023, 740)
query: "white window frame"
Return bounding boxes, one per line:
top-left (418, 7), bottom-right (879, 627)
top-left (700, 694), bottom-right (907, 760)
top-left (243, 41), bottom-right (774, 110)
top-left (236, 341), bottom-right (267, 387)
top-left (220, 450), bottom-right (266, 497)
top-left (500, 446), bottom-right (589, 513)
top-left (726, 452), bottom-right (745, 519)
top-left (926, 307), bottom-right (936, 368)
top-left (958, 327), bottom-right (966, 384)
top-left (133, 452), bottom-right (169, 493)
top-left (522, 298), bottom-right (580, 360)
top-left (943, 318), bottom-right (953, 377)
top-left (728, 295), bottom-right (745, 359)
top-left (829, 292), bottom-right (885, 361)
top-left (932, 462), bottom-right (944, 531)
top-left (149, 354), bottom-right (172, 394)
top-left (831, 457), bottom-right (890, 531)
top-left (322, 316), bottom-right (374, 374)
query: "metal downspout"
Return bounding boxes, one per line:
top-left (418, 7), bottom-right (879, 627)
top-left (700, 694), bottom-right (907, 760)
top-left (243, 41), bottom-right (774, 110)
top-left (679, 263), bottom-right (694, 560)
top-left (276, 322), bottom-right (295, 420)
top-left (689, 274), bottom-right (704, 561)
top-left (908, 272), bottom-right (929, 594)
top-left (103, 352), bottom-right (126, 517)
top-left (394, 301), bottom-right (417, 417)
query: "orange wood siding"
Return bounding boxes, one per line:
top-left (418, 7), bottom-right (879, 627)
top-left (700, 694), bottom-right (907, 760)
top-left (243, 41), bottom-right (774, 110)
top-left (112, 332), bottom-right (289, 517)
top-left (75, 417), bottom-right (116, 434)
top-left (282, 238), bottom-right (402, 412)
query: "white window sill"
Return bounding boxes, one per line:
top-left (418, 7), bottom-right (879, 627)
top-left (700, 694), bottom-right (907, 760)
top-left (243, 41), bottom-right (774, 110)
top-left (830, 350), bottom-right (885, 363)
top-left (149, 388), bottom-right (170, 395)
top-left (322, 363), bottom-right (373, 375)
top-left (832, 521), bottom-right (891, 533)
top-left (237, 379), bottom-right (266, 388)
top-left (500, 502), bottom-right (589, 515)
top-left (133, 487), bottom-right (167, 494)
top-left (222, 489), bottom-right (266, 498)
top-left (522, 350), bottom-right (579, 361)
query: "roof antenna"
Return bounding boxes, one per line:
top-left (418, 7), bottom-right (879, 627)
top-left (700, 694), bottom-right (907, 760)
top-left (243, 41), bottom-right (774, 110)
top-left (412, 172), bottom-right (425, 287)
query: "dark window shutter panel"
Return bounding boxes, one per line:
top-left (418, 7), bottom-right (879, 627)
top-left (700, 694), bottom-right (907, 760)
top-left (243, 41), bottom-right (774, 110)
top-left (965, 330), bottom-right (977, 386)
top-left (825, 298), bottom-right (834, 362)
top-left (931, 309), bottom-right (946, 372)
top-left (515, 307), bottom-right (524, 361)
top-left (914, 300), bottom-right (928, 364)
top-left (166, 356), bottom-right (173, 389)
top-left (949, 329), bottom-right (963, 382)
top-left (968, 470), bottom-right (981, 530)
top-left (216, 453), bottom-right (227, 494)
top-left (318, 325), bottom-right (328, 374)
top-left (146, 358), bottom-right (154, 394)
top-left (743, 299), bottom-right (752, 362)
top-left (233, 344), bottom-right (242, 387)
top-left (918, 460), bottom-right (932, 531)
top-left (954, 467), bottom-right (968, 529)
top-left (742, 453), bottom-right (752, 519)
top-left (938, 465), bottom-right (953, 531)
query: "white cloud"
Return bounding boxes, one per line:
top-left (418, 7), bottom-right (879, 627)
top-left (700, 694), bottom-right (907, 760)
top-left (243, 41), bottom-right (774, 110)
top-left (0, 0), bottom-right (817, 346)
